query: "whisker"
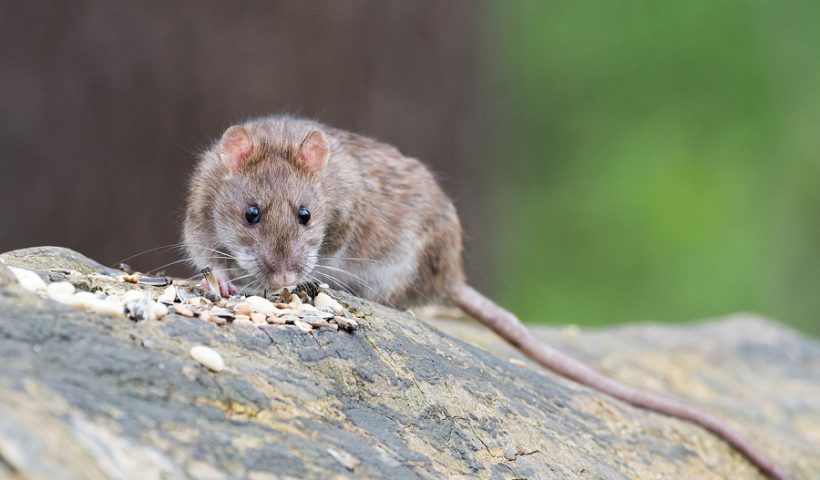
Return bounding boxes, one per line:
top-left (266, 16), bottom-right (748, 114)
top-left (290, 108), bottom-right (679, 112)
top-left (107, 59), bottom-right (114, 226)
top-left (110, 242), bottom-right (188, 267)
top-left (313, 264), bottom-right (395, 308)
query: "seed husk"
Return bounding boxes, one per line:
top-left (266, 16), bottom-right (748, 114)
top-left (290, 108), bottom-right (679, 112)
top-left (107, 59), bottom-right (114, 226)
top-left (158, 285), bottom-right (176, 304)
top-left (332, 316), bottom-right (359, 331)
top-left (201, 267), bottom-right (220, 296)
top-left (138, 276), bottom-right (170, 287)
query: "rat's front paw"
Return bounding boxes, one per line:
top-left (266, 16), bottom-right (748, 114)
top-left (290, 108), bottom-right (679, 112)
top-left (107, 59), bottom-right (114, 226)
top-left (201, 274), bottom-right (238, 298)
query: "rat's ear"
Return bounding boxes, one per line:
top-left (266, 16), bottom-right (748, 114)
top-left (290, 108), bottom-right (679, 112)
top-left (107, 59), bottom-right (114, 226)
top-left (297, 130), bottom-right (329, 173)
top-left (219, 126), bottom-right (254, 171)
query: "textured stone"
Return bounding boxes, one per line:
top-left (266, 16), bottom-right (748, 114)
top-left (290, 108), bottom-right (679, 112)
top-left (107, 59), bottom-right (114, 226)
top-left (0, 247), bottom-right (817, 479)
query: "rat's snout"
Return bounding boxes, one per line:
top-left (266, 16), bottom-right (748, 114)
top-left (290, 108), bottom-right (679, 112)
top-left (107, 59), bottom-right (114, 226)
top-left (260, 257), bottom-right (299, 288)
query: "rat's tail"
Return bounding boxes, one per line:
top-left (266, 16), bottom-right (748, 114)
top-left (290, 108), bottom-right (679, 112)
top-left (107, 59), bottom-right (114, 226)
top-left (453, 284), bottom-right (787, 480)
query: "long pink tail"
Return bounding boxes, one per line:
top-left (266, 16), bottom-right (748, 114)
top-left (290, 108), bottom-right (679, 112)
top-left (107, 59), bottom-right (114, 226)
top-left (454, 284), bottom-right (787, 480)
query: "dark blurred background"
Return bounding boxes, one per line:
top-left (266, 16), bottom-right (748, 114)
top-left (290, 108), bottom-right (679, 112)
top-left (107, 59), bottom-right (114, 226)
top-left (1, 1), bottom-right (818, 334)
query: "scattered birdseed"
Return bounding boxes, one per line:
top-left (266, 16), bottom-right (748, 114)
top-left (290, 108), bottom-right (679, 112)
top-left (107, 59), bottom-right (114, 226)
top-left (189, 345), bottom-right (224, 372)
top-left (8, 266), bottom-right (47, 293)
top-left (31, 264), bottom-right (363, 337)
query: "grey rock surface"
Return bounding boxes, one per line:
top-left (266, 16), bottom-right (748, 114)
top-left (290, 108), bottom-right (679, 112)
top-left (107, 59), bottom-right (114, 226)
top-left (0, 247), bottom-right (817, 479)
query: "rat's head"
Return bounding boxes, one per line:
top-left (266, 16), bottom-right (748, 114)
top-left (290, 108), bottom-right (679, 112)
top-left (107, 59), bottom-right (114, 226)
top-left (210, 124), bottom-right (330, 290)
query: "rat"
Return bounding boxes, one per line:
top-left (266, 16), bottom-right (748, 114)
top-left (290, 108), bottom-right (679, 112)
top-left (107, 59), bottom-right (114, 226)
top-left (183, 114), bottom-right (785, 480)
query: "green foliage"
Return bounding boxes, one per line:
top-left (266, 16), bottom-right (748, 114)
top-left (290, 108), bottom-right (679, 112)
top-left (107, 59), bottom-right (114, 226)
top-left (486, 1), bottom-right (820, 334)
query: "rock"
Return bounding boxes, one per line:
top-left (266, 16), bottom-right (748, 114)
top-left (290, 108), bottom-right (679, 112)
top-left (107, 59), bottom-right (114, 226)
top-left (0, 246), bottom-right (817, 479)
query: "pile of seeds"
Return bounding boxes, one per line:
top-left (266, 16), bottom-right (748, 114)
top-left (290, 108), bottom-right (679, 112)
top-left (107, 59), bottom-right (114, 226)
top-left (6, 265), bottom-right (359, 332)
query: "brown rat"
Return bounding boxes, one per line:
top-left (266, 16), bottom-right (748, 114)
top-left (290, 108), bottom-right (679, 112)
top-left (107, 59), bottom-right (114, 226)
top-left (184, 114), bottom-right (785, 480)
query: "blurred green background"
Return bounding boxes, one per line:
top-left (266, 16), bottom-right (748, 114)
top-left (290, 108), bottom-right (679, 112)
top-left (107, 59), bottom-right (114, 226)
top-left (487, 2), bottom-right (820, 334)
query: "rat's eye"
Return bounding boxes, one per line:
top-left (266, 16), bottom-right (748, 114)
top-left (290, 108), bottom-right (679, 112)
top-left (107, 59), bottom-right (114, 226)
top-left (297, 206), bottom-right (311, 226)
top-left (245, 204), bottom-right (261, 224)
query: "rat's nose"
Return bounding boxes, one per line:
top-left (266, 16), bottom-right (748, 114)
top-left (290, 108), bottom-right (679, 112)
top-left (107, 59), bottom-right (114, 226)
top-left (274, 271), bottom-right (297, 287)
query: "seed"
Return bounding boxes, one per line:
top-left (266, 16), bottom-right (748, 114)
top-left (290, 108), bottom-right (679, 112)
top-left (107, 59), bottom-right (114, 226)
top-left (306, 317), bottom-right (329, 328)
top-left (123, 290), bottom-right (145, 303)
top-left (210, 309), bottom-right (235, 320)
top-left (314, 292), bottom-right (343, 314)
top-left (333, 316), bottom-right (359, 331)
top-left (90, 299), bottom-right (126, 317)
top-left (121, 273), bottom-right (142, 284)
top-left (8, 266), bottom-right (47, 293)
top-left (266, 315), bottom-right (286, 325)
top-left (151, 302), bottom-right (169, 320)
top-left (233, 317), bottom-right (254, 327)
top-left (189, 345), bottom-right (224, 372)
top-left (233, 302), bottom-right (254, 316)
top-left (138, 276), bottom-right (170, 287)
top-left (46, 281), bottom-right (75, 302)
top-left (244, 296), bottom-right (277, 315)
top-left (201, 267), bottom-right (221, 296)
top-left (158, 285), bottom-right (176, 303)
top-left (250, 313), bottom-right (267, 324)
top-left (175, 286), bottom-right (190, 303)
top-left (174, 304), bottom-right (195, 317)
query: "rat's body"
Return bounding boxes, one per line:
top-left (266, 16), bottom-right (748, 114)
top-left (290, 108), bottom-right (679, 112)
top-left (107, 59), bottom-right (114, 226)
top-left (184, 115), bottom-right (784, 479)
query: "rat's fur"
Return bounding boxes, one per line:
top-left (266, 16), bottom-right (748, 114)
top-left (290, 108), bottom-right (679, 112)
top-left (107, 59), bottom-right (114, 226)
top-left (184, 115), bottom-right (784, 480)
